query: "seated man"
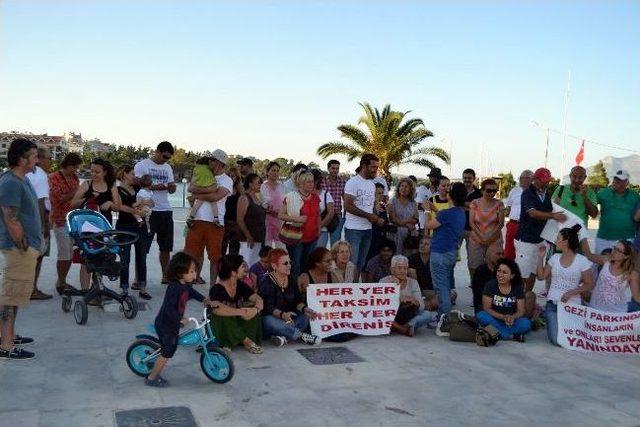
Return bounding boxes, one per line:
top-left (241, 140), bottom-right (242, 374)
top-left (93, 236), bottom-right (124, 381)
top-left (408, 236), bottom-right (456, 309)
top-left (363, 239), bottom-right (395, 283)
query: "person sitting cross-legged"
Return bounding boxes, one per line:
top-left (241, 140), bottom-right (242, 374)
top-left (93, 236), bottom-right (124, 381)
top-left (476, 258), bottom-right (532, 342)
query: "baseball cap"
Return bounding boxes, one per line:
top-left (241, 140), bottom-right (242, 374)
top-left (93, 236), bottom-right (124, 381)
top-left (211, 149), bottom-right (228, 165)
top-left (428, 168), bottom-right (442, 178)
top-left (237, 157), bottom-right (254, 166)
top-left (533, 167), bottom-right (552, 184)
top-left (613, 169), bottom-right (630, 181)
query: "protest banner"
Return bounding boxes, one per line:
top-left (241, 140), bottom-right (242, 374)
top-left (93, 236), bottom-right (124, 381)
top-left (557, 302), bottom-right (640, 354)
top-left (306, 282), bottom-right (400, 338)
top-left (540, 202), bottom-right (589, 244)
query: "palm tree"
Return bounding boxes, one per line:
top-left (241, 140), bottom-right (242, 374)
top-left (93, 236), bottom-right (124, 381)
top-left (317, 103), bottom-right (449, 182)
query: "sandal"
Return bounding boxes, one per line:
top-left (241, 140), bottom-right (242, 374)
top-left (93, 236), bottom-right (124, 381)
top-left (244, 342), bottom-right (263, 354)
top-left (138, 291), bottom-right (152, 301)
top-left (56, 282), bottom-right (75, 295)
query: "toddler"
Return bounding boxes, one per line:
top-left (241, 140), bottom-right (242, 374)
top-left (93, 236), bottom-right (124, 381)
top-left (134, 174), bottom-right (154, 231)
top-left (186, 157), bottom-right (218, 229)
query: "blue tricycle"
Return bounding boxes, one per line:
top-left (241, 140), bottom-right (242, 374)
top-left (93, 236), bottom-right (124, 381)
top-left (126, 308), bottom-right (234, 383)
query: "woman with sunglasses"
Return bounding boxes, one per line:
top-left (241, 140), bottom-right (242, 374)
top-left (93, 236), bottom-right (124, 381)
top-left (584, 241), bottom-right (639, 313)
top-left (468, 179), bottom-right (505, 279)
top-left (257, 248), bottom-right (321, 347)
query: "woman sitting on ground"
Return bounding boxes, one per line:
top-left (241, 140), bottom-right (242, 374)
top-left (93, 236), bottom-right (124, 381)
top-left (298, 247), bottom-right (336, 298)
top-left (209, 254), bottom-right (264, 354)
top-left (584, 240), bottom-right (640, 313)
top-left (330, 240), bottom-right (357, 283)
top-left (477, 258), bottom-right (532, 342)
top-left (537, 225), bottom-right (594, 346)
top-left (381, 255), bottom-right (436, 337)
top-left (258, 248), bottom-right (321, 346)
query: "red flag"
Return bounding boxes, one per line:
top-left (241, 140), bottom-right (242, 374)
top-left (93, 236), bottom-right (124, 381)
top-left (575, 140), bottom-right (585, 165)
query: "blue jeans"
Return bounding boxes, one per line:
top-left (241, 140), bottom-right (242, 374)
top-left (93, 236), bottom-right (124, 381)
top-left (262, 313), bottom-right (310, 341)
top-left (430, 250), bottom-right (458, 318)
top-left (317, 231), bottom-right (329, 249)
top-left (477, 311), bottom-right (531, 340)
top-left (328, 214), bottom-right (345, 247)
top-left (628, 300), bottom-right (640, 312)
top-left (344, 228), bottom-right (373, 272)
top-left (287, 240), bottom-right (317, 278)
top-left (407, 309), bottom-right (437, 331)
top-left (545, 301), bottom-right (559, 346)
top-left (116, 223), bottom-right (149, 290)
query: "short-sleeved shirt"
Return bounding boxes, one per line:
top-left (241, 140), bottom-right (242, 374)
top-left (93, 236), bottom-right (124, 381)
top-left (344, 174), bottom-right (376, 230)
top-left (547, 253), bottom-right (592, 304)
top-left (258, 273), bottom-right (303, 314)
top-left (25, 166), bottom-right (51, 211)
top-left (209, 281), bottom-right (255, 308)
top-left (408, 253), bottom-right (433, 290)
top-left (116, 186), bottom-right (139, 226)
top-left (372, 176), bottom-right (389, 196)
top-left (0, 171), bottom-right (42, 251)
top-left (319, 189), bottom-right (334, 232)
top-left (365, 254), bottom-right (391, 282)
top-left (249, 262), bottom-right (269, 287)
top-left (552, 185), bottom-right (597, 224)
top-left (431, 207), bottom-right (466, 253)
top-left (482, 279), bottom-right (524, 316)
top-left (49, 171), bottom-right (79, 227)
top-left (596, 187), bottom-right (640, 241)
top-left (464, 187), bottom-right (482, 230)
top-left (192, 164), bottom-right (216, 187)
top-left (516, 185), bottom-right (552, 244)
top-left (194, 173), bottom-right (233, 222)
top-left (322, 176), bottom-right (345, 215)
top-left (134, 158), bottom-right (174, 211)
top-left (415, 185), bottom-right (430, 205)
top-left (506, 186), bottom-right (524, 221)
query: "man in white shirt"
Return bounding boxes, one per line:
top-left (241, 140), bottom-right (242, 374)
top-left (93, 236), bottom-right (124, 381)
top-left (185, 149), bottom-right (233, 284)
top-left (344, 154), bottom-right (385, 278)
top-left (25, 147), bottom-right (53, 300)
top-left (134, 141), bottom-right (177, 283)
top-left (416, 168), bottom-right (442, 228)
top-left (504, 169), bottom-right (533, 260)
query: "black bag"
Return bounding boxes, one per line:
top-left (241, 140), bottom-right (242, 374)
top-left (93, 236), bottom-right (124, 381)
top-left (322, 191), bottom-right (340, 233)
top-left (448, 312), bottom-right (478, 342)
top-left (476, 325), bottom-right (501, 347)
top-left (395, 302), bottom-right (419, 325)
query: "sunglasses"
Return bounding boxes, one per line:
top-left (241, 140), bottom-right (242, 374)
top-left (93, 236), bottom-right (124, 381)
top-left (484, 188), bottom-right (497, 194)
top-left (161, 153), bottom-right (172, 160)
top-left (280, 261), bottom-right (291, 266)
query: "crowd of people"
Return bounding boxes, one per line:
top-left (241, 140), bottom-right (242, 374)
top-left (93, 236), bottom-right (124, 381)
top-left (1, 138), bottom-right (639, 372)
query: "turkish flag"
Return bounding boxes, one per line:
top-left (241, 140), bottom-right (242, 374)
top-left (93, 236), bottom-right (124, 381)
top-left (575, 140), bottom-right (585, 165)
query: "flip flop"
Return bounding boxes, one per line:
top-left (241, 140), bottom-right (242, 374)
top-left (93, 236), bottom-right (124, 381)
top-left (244, 342), bottom-right (263, 354)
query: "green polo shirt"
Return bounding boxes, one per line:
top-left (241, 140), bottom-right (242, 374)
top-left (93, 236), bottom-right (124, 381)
top-left (551, 185), bottom-right (597, 224)
top-left (596, 187), bottom-right (640, 240)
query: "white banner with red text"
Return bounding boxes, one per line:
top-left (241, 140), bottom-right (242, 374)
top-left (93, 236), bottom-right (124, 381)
top-left (557, 302), bottom-right (640, 354)
top-left (307, 282), bottom-right (400, 338)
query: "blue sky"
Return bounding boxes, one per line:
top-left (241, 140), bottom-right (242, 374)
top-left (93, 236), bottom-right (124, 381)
top-left (1, 1), bottom-right (638, 178)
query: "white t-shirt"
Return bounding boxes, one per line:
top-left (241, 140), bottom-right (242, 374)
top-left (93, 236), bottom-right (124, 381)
top-left (372, 176), bottom-right (389, 196)
top-left (344, 174), bottom-right (375, 230)
top-left (319, 189), bottom-right (334, 232)
top-left (134, 158), bottom-right (174, 211)
top-left (547, 253), bottom-right (592, 303)
top-left (25, 166), bottom-right (51, 211)
top-left (415, 185), bottom-right (430, 205)
top-left (282, 178), bottom-right (295, 196)
top-left (506, 186), bottom-right (524, 221)
top-left (194, 173), bottom-right (233, 222)
top-left (136, 188), bottom-right (154, 202)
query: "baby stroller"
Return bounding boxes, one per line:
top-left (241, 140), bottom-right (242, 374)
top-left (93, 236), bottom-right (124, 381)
top-left (62, 209), bottom-right (140, 325)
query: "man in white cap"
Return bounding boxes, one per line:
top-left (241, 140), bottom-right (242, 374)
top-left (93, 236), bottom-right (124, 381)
top-left (184, 149), bottom-right (233, 283)
top-left (595, 169), bottom-right (639, 254)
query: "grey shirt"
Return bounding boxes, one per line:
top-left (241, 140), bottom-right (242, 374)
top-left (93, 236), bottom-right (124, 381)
top-left (0, 171), bottom-right (42, 251)
top-left (380, 275), bottom-right (424, 310)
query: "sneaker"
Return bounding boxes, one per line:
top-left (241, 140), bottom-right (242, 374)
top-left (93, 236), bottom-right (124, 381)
top-left (0, 335), bottom-right (34, 346)
top-left (270, 335), bottom-right (287, 347)
top-left (145, 376), bottom-right (169, 387)
top-left (427, 319), bottom-right (439, 329)
top-left (0, 347), bottom-right (35, 360)
top-left (435, 313), bottom-right (450, 337)
top-left (300, 333), bottom-right (321, 345)
top-left (138, 291), bottom-right (152, 301)
top-left (30, 289), bottom-right (53, 300)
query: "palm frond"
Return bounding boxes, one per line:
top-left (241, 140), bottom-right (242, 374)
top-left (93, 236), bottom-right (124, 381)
top-left (337, 124), bottom-right (370, 149)
top-left (317, 142), bottom-right (362, 162)
top-left (408, 146), bottom-right (450, 164)
top-left (396, 118), bottom-right (425, 138)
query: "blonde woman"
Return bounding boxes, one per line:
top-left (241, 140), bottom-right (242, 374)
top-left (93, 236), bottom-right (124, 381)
top-left (387, 177), bottom-right (419, 255)
top-left (330, 240), bottom-right (357, 283)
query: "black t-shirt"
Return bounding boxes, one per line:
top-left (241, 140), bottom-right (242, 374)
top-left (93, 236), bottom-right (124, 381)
top-left (471, 263), bottom-right (495, 314)
top-left (258, 273), bottom-right (303, 315)
top-left (116, 186), bottom-right (138, 226)
top-left (209, 281), bottom-right (255, 308)
top-left (408, 253), bottom-right (433, 290)
top-left (225, 193), bottom-right (240, 222)
top-left (464, 187), bottom-right (482, 230)
top-left (482, 279), bottom-right (524, 316)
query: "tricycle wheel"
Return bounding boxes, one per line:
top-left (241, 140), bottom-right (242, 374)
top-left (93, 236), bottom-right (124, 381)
top-left (126, 339), bottom-right (160, 377)
top-left (61, 295), bottom-right (72, 312)
top-left (200, 348), bottom-right (234, 383)
top-left (122, 295), bottom-right (138, 319)
top-left (74, 300), bottom-right (88, 325)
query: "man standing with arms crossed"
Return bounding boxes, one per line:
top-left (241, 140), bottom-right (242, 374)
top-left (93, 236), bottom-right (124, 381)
top-left (0, 138), bottom-right (42, 360)
top-left (322, 159), bottom-right (346, 246)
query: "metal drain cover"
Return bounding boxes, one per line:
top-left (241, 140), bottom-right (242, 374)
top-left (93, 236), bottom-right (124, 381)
top-left (115, 406), bottom-right (197, 427)
top-left (297, 346), bottom-right (365, 365)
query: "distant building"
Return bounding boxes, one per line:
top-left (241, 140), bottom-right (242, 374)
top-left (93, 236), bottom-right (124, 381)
top-left (63, 132), bottom-right (84, 153)
top-left (85, 138), bottom-right (113, 154)
top-left (0, 131), bottom-right (68, 160)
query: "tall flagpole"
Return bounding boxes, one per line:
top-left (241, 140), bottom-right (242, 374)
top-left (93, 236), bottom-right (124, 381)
top-left (559, 70), bottom-right (571, 183)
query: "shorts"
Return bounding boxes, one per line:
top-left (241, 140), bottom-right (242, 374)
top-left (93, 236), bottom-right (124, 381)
top-left (0, 247), bottom-right (40, 307)
top-left (514, 239), bottom-right (541, 278)
top-left (184, 220), bottom-right (224, 262)
top-left (157, 330), bottom-right (178, 358)
top-left (149, 211), bottom-right (174, 252)
top-left (467, 239), bottom-right (503, 270)
top-left (54, 226), bottom-right (73, 261)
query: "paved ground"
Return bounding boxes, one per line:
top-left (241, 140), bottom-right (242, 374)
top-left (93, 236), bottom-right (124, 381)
top-left (1, 208), bottom-right (639, 427)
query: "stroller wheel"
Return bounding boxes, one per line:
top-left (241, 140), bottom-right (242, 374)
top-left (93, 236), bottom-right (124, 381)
top-left (74, 300), bottom-right (88, 325)
top-left (122, 295), bottom-right (138, 320)
top-left (61, 295), bottom-right (72, 313)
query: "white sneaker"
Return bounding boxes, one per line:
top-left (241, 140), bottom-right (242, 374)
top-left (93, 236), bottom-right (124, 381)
top-left (270, 335), bottom-right (287, 347)
top-left (300, 333), bottom-right (321, 345)
top-left (435, 313), bottom-right (450, 337)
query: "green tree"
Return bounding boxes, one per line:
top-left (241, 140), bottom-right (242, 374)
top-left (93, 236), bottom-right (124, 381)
top-left (498, 171), bottom-right (516, 198)
top-left (588, 161), bottom-right (609, 189)
top-left (316, 103), bottom-right (449, 183)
